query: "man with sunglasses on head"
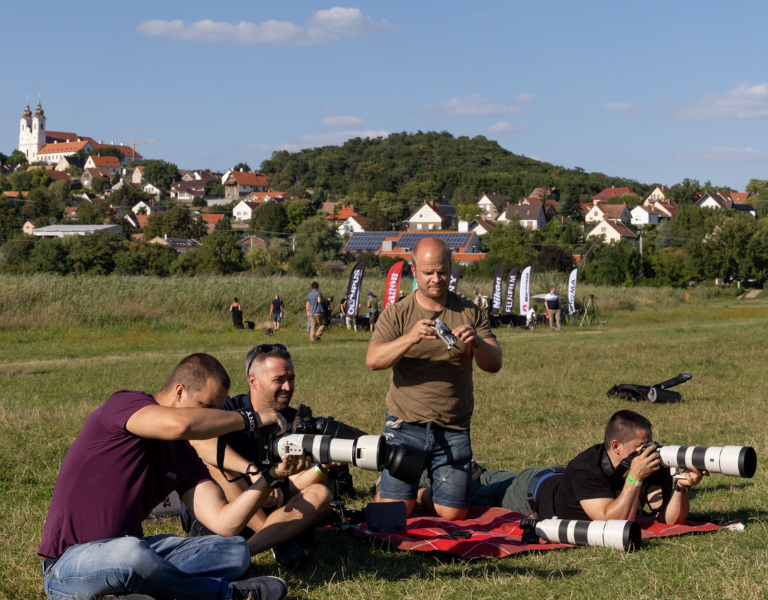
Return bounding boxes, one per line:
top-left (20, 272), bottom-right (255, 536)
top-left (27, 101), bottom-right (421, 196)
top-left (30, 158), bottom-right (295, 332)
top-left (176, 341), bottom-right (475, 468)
top-left (183, 344), bottom-right (335, 571)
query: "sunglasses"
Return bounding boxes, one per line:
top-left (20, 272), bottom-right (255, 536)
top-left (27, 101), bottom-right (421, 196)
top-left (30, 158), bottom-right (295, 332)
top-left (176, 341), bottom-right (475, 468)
top-left (246, 344), bottom-right (287, 378)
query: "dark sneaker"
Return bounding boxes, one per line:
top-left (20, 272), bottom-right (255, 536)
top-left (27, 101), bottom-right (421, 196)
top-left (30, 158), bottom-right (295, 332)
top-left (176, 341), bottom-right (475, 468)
top-left (470, 459), bottom-right (486, 482)
top-left (232, 576), bottom-right (287, 600)
top-left (272, 540), bottom-right (312, 571)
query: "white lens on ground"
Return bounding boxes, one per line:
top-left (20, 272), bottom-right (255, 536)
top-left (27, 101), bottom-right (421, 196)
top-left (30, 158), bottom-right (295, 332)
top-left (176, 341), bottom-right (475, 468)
top-left (534, 518), bottom-right (638, 551)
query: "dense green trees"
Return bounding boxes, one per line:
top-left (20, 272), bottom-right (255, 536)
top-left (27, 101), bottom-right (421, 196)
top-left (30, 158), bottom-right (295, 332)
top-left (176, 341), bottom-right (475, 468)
top-left (134, 160), bottom-right (180, 189)
top-left (249, 202), bottom-right (288, 235)
top-left (144, 206), bottom-right (205, 239)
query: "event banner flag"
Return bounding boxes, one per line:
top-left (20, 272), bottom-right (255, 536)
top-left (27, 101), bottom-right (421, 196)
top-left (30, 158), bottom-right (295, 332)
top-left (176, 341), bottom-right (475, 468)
top-left (568, 268), bottom-right (578, 314)
top-left (519, 266), bottom-right (531, 315)
top-left (345, 260), bottom-right (367, 317)
top-left (492, 264), bottom-right (504, 313)
top-left (449, 265), bottom-right (461, 293)
top-left (382, 261), bottom-right (405, 310)
top-left (503, 266), bottom-right (519, 314)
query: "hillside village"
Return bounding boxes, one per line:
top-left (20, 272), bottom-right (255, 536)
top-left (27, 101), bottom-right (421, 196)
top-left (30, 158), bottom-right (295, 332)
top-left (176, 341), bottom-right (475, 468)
top-left (1, 101), bottom-right (766, 284)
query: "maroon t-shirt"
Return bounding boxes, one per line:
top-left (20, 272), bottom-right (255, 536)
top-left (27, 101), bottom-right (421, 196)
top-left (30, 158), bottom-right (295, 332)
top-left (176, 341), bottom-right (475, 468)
top-left (39, 391), bottom-right (212, 559)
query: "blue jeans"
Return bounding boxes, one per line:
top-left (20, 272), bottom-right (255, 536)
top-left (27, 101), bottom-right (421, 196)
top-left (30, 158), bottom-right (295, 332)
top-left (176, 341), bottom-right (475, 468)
top-left (380, 411), bottom-right (472, 509)
top-left (43, 534), bottom-right (249, 600)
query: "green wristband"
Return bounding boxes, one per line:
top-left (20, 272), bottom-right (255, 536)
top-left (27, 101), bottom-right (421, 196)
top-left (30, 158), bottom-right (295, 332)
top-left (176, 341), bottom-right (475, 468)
top-left (626, 475), bottom-right (641, 487)
top-left (472, 338), bottom-right (482, 349)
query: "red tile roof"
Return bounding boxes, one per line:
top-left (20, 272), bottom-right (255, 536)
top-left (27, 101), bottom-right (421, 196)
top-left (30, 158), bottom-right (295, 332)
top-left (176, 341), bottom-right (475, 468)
top-left (38, 140), bottom-right (92, 154)
top-left (600, 203), bottom-right (628, 219)
top-left (201, 214), bottom-right (225, 224)
top-left (733, 192), bottom-right (751, 203)
top-left (84, 168), bottom-right (111, 179)
top-left (326, 205), bottom-right (363, 221)
top-left (227, 171), bottom-right (268, 187)
top-left (136, 215), bottom-right (150, 228)
top-left (88, 156), bottom-right (122, 169)
top-left (606, 220), bottom-right (637, 239)
top-left (591, 187), bottom-right (636, 200)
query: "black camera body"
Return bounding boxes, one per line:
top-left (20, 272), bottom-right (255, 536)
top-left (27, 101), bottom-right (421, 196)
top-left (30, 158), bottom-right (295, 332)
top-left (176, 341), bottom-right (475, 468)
top-left (294, 404), bottom-right (367, 439)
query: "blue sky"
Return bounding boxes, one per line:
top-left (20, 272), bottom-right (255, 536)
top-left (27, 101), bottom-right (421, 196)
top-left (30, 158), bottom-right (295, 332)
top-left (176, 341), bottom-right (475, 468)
top-left (2, 1), bottom-right (768, 190)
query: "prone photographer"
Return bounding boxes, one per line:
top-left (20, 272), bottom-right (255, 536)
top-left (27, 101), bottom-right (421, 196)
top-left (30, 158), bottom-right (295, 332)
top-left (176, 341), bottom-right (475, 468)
top-left (183, 344), bottom-right (347, 571)
top-left (39, 353), bottom-right (298, 600)
top-left (437, 410), bottom-right (707, 524)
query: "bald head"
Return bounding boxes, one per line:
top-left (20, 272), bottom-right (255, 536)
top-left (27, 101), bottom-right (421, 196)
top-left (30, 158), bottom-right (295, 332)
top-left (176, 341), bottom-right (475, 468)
top-left (412, 237), bottom-right (451, 269)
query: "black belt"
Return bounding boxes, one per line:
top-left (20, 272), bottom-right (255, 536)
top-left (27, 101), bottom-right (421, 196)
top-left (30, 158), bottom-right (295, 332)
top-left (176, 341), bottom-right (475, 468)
top-left (42, 556), bottom-right (58, 575)
top-left (525, 467), bottom-right (565, 513)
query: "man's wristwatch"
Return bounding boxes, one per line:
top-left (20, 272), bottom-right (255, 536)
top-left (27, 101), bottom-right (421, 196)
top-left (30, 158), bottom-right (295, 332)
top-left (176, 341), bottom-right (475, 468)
top-left (674, 482), bottom-right (689, 494)
top-left (261, 468), bottom-right (284, 489)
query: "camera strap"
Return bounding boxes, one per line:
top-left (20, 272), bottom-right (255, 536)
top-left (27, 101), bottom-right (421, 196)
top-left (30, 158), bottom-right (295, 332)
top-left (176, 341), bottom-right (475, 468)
top-left (216, 434), bottom-right (247, 483)
top-left (602, 448), bottom-right (633, 481)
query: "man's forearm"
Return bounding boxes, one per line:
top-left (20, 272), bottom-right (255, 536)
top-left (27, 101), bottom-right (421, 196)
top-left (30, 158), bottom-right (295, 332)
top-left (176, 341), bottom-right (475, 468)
top-left (191, 438), bottom-right (251, 474)
top-left (216, 477), bottom-right (273, 534)
top-left (600, 483), bottom-right (642, 521)
top-left (366, 338), bottom-right (413, 371)
top-left (658, 490), bottom-right (689, 524)
top-left (472, 338), bottom-right (503, 373)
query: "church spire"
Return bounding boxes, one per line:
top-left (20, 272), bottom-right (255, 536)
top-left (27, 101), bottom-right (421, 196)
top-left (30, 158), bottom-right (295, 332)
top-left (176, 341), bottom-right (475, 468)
top-left (34, 96), bottom-right (44, 117)
top-left (23, 98), bottom-right (31, 118)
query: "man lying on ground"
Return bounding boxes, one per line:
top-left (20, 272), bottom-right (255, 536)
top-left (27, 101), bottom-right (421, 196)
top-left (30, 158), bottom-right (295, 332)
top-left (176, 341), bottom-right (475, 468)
top-left (183, 344), bottom-right (338, 571)
top-left (39, 353), bottom-right (301, 600)
top-left (418, 410), bottom-right (707, 524)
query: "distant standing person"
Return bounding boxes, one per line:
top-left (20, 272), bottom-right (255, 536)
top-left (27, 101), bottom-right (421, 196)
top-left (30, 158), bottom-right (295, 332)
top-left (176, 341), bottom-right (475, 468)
top-left (306, 282), bottom-right (326, 342)
top-left (270, 294), bottom-right (284, 332)
top-left (545, 286), bottom-right (562, 331)
top-left (397, 291), bottom-right (406, 303)
top-left (340, 294), bottom-right (353, 331)
top-left (472, 290), bottom-right (480, 306)
top-left (366, 292), bottom-right (379, 333)
top-left (230, 297), bottom-right (244, 330)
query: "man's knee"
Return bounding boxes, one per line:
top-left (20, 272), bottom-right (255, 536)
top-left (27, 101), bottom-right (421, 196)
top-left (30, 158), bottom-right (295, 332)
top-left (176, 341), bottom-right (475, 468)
top-left (434, 505), bottom-right (468, 521)
top-left (300, 483), bottom-right (333, 512)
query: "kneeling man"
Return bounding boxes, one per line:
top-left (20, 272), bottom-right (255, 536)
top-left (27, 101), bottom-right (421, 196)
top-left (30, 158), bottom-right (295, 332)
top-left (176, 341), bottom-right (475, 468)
top-left (39, 353), bottom-right (302, 600)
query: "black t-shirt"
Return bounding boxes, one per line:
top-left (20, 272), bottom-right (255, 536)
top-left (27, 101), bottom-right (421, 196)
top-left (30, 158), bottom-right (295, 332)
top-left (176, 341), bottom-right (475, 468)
top-left (540, 444), bottom-right (672, 521)
top-left (221, 393), bottom-right (297, 470)
top-left (271, 299), bottom-right (282, 314)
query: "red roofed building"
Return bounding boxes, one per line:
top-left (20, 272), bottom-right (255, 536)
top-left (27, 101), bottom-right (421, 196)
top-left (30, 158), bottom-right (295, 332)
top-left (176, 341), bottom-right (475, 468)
top-left (201, 214), bottom-right (227, 233)
top-left (587, 219), bottom-right (637, 244)
top-left (583, 200), bottom-right (631, 224)
top-left (84, 155), bottom-right (122, 175)
top-left (325, 205), bottom-right (364, 222)
top-left (591, 187), bottom-right (637, 201)
top-left (223, 170), bottom-right (268, 200)
top-left (81, 168), bottom-right (112, 189)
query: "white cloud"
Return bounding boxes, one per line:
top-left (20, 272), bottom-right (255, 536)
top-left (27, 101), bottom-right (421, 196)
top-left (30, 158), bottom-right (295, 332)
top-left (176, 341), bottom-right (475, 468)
top-left (251, 130), bottom-right (391, 153)
top-left (309, 7), bottom-right (399, 37)
top-left (604, 102), bottom-right (645, 115)
top-left (667, 82), bottom-right (768, 121)
top-left (137, 8), bottom-right (398, 46)
top-left (487, 121), bottom-right (525, 134)
top-left (677, 147), bottom-right (768, 162)
top-left (420, 94), bottom-right (525, 116)
top-left (516, 93), bottom-right (538, 103)
top-left (319, 115), bottom-right (364, 126)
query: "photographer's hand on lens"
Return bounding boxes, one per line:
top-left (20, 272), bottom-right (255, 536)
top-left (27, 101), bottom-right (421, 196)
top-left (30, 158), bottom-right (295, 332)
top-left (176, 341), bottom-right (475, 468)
top-left (628, 445), bottom-right (661, 482)
top-left (676, 465), bottom-right (709, 488)
top-left (406, 319), bottom-right (438, 346)
top-left (273, 453), bottom-right (312, 479)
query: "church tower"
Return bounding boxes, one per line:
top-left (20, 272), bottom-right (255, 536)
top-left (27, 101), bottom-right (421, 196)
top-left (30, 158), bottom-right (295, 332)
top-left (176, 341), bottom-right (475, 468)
top-left (19, 98), bottom-right (46, 162)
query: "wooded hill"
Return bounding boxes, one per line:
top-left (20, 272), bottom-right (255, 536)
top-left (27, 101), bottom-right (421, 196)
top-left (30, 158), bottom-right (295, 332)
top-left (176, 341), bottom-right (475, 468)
top-left (260, 131), bottom-right (654, 216)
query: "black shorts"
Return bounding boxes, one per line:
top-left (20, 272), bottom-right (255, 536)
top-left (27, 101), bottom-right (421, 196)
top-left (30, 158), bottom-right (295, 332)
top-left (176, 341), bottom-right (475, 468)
top-left (370, 311), bottom-right (379, 324)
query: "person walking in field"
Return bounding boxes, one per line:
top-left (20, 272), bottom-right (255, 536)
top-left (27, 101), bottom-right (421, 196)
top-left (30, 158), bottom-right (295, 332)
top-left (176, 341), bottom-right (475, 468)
top-left (230, 297), bottom-right (244, 330)
top-left (545, 286), bottom-right (562, 331)
top-left (366, 292), bottom-right (379, 333)
top-left (306, 281), bottom-right (326, 342)
top-left (270, 294), bottom-right (285, 332)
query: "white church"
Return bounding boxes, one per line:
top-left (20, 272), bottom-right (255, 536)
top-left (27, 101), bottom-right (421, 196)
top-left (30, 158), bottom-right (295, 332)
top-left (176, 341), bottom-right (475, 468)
top-left (18, 99), bottom-right (142, 166)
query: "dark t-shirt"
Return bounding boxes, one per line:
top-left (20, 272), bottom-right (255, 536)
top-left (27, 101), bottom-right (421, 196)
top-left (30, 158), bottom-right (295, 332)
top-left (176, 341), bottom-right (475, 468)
top-left (340, 298), bottom-right (348, 315)
top-left (39, 391), bottom-right (211, 559)
top-left (542, 443), bottom-right (672, 521)
top-left (221, 393), bottom-right (297, 467)
top-left (271, 299), bottom-right (283, 315)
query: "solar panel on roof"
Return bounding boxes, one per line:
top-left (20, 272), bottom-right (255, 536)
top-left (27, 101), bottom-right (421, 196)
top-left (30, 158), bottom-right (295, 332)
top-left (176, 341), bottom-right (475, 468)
top-left (396, 232), bottom-right (473, 249)
top-left (344, 232), bottom-right (391, 252)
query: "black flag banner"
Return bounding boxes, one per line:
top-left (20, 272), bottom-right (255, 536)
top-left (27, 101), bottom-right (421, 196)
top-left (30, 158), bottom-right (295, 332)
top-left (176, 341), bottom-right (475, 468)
top-left (449, 265), bottom-right (461, 293)
top-left (502, 266), bottom-right (519, 314)
top-left (492, 264), bottom-right (504, 313)
top-left (345, 260), bottom-right (367, 317)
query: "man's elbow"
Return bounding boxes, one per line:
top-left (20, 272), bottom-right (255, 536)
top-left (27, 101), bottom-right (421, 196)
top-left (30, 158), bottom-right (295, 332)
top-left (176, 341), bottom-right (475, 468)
top-left (365, 354), bottom-right (381, 371)
top-left (166, 415), bottom-right (195, 440)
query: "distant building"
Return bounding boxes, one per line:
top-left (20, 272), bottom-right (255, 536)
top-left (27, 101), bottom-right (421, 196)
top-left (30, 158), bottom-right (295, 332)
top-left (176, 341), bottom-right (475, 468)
top-left (148, 236), bottom-right (201, 254)
top-left (84, 155), bottom-right (122, 175)
top-left (223, 170), bottom-right (268, 201)
top-left (498, 203), bottom-right (546, 230)
top-left (344, 231), bottom-right (484, 264)
top-left (477, 193), bottom-right (509, 219)
top-left (32, 224), bottom-right (123, 238)
top-left (586, 220), bottom-right (637, 244)
top-left (630, 205), bottom-right (662, 227)
top-left (406, 202), bottom-right (451, 232)
top-left (22, 221), bottom-right (36, 235)
top-left (338, 214), bottom-right (371, 236)
top-left (583, 201), bottom-right (631, 224)
top-left (591, 187), bottom-right (637, 201)
top-left (81, 168), bottom-right (112, 189)
top-left (696, 192), bottom-right (756, 216)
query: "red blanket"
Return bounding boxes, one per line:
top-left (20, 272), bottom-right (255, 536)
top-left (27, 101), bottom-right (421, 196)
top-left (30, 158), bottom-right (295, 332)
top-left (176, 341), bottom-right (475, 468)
top-left (352, 507), bottom-right (723, 559)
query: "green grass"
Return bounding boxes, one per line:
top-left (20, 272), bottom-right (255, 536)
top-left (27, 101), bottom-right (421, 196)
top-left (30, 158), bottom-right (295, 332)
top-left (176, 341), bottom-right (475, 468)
top-left (1, 279), bottom-right (767, 599)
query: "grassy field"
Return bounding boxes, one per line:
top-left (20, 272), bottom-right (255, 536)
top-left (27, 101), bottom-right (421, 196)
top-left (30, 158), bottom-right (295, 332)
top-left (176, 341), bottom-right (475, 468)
top-left (0, 277), bottom-right (766, 599)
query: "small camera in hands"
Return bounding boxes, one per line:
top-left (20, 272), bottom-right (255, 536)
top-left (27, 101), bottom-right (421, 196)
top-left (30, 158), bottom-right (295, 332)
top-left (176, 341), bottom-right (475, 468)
top-left (431, 318), bottom-right (457, 351)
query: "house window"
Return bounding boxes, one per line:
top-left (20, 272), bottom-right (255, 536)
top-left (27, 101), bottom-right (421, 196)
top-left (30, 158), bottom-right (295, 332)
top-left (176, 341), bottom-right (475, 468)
top-left (601, 227), bottom-right (606, 232)
top-left (417, 224), bottom-right (422, 230)
top-left (428, 224), bottom-right (434, 230)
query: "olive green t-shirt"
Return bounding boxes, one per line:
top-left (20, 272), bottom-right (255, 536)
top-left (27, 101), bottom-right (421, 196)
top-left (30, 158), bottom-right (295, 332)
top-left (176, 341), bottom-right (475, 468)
top-left (368, 297), bottom-right (379, 313)
top-left (371, 291), bottom-right (494, 429)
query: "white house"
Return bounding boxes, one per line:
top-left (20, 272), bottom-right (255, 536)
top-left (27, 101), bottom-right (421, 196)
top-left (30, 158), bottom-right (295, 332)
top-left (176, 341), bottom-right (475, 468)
top-left (584, 201), bottom-right (631, 224)
top-left (587, 220), bottom-right (637, 244)
top-left (644, 185), bottom-right (668, 204)
top-left (233, 200), bottom-right (259, 221)
top-left (696, 192), bottom-right (756, 217)
top-left (132, 201), bottom-right (165, 215)
top-left (131, 166), bottom-right (145, 184)
top-left (500, 204), bottom-right (546, 230)
top-left (142, 183), bottom-right (164, 201)
top-left (477, 193), bottom-right (509, 219)
top-left (467, 218), bottom-right (497, 236)
top-left (406, 202), bottom-right (451, 231)
top-left (338, 215), bottom-right (371, 236)
top-left (84, 155), bottom-right (121, 175)
top-left (630, 205), bottom-right (661, 227)
top-left (223, 170), bottom-right (268, 201)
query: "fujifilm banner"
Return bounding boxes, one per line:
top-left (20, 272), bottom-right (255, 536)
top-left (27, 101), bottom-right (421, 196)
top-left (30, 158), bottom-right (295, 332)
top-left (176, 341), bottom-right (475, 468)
top-left (382, 261), bottom-right (405, 310)
top-left (345, 260), bottom-right (367, 317)
top-left (449, 265), bottom-right (461, 293)
top-left (492, 264), bottom-right (504, 313)
top-left (503, 266), bottom-right (519, 314)
top-left (568, 268), bottom-right (578, 314)
top-left (519, 266), bottom-right (531, 315)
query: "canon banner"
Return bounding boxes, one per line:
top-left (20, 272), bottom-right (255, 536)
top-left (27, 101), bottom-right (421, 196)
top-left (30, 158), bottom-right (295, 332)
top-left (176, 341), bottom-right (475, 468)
top-left (449, 265), bottom-right (461, 293)
top-left (382, 261), bottom-right (405, 310)
top-left (518, 266), bottom-right (531, 315)
top-left (568, 268), bottom-right (578, 314)
top-left (502, 266), bottom-right (519, 314)
top-left (345, 260), bottom-right (367, 317)
top-left (492, 264), bottom-right (504, 313)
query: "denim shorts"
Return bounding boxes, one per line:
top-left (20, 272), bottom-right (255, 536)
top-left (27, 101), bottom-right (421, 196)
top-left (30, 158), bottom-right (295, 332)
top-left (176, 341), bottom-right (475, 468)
top-left (273, 313), bottom-right (282, 323)
top-left (380, 411), bottom-right (472, 509)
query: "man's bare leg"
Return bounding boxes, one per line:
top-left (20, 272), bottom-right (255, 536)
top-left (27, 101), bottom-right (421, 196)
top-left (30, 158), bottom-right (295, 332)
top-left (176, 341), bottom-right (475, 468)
top-left (374, 489), bottom-right (467, 520)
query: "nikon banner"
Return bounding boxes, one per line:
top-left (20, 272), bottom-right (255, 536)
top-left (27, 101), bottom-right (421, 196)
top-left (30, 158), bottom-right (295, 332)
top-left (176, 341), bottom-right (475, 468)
top-left (503, 266), bottom-right (519, 314)
top-left (345, 260), bottom-right (367, 317)
top-left (492, 264), bottom-right (504, 313)
top-left (518, 266), bottom-right (531, 315)
top-left (382, 261), bottom-right (405, 310)
top-left (568, 268), bottom-right (578, 314)
top-left (449, 265), bottom-right (461, 293)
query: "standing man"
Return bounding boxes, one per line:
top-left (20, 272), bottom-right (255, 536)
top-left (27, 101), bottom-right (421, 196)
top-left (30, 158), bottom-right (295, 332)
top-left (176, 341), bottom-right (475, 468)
top-left (366, 291), bottom-right (379, 333)
top-left (39, 353), bottom-right (298, 600)
top-left (270, 293), bottom-right (285, 332)
top-left (472, 290), bottom-right (480, 306)
top-left (306, 281), bottom-right (326, 342)
top-left (366, 237), bottom-right (503, 520)
top-left (545, 286), bottom-right (562, 331)
top-left (340, 293), bottom-right (356, 331)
